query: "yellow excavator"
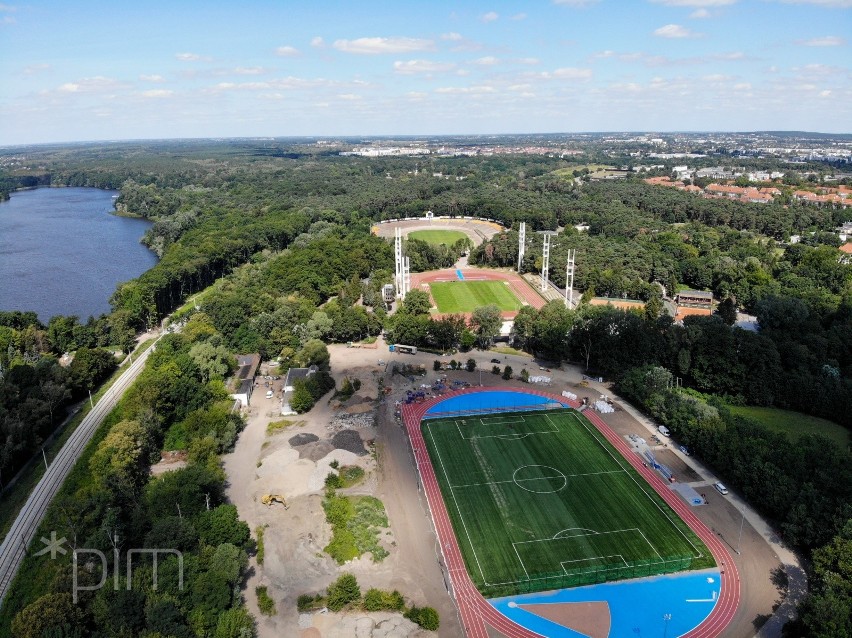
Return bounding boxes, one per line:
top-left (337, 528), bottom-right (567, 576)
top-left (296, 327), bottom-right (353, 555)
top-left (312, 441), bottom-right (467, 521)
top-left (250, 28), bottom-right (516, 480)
top-left (261, 494), bottom-right (288, 509)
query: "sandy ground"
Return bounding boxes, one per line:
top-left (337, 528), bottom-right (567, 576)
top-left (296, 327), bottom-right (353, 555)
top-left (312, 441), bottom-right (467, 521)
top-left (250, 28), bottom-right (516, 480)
top-left (372, 218), bottom-right (504, 247)
top-left (214, 338), bottom-right (789, 638)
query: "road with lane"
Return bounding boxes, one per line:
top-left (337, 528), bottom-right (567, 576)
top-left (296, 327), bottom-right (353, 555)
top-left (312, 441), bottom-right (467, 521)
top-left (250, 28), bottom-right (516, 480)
top-left (0, 335), bottom-right (161, 605)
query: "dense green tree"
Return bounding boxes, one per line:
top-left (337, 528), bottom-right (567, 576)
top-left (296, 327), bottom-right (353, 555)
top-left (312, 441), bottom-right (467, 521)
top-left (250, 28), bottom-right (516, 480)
top-left (470, 305), bottom-right (502, 349)
top-left (326, 573), bottom-right (360, 612)
top-left (11, 594), bottom-right (85, 638)
top-left (195, 504), bottom-right (251, 549)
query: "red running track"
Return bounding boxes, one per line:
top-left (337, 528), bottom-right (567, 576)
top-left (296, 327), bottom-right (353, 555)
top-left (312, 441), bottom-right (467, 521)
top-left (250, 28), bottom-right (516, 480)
top-left (401, 386), bottom-right (739, 638)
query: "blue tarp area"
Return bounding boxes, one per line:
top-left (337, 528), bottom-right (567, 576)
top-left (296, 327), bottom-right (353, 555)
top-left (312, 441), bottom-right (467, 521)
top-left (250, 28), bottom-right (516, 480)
top-left (424, 390), bottom-right (568, 417)
top-left (456, 269), bottom-right (465, 280)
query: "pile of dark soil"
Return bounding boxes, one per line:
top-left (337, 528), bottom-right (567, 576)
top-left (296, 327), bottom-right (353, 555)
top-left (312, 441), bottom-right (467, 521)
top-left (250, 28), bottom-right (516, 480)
top-left (289, 433), bottom-right (319, 446)
top-left (298, 440), bottom-right (335, 462)
top-left (331, 429), bottom-right (367, 456)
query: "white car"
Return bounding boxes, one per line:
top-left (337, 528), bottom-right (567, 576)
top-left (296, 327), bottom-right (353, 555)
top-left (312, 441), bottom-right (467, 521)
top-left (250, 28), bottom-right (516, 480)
top-left (265, 390), bottom-right (274, 399)
top-left (714, 482), bottom-right (729, 495)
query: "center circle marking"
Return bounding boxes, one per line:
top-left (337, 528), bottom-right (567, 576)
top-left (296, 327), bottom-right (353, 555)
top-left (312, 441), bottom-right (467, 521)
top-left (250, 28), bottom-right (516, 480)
top-left (512, 464), bottom-right (567, 493)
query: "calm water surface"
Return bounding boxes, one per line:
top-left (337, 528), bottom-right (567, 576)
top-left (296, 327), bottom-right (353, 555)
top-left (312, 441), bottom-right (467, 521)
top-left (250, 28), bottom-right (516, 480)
top-left (0, 187), bottom-right (158, 322)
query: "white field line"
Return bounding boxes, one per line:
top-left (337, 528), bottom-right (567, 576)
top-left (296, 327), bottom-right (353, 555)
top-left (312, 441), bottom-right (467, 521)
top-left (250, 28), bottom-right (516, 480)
top-left (450, 469), bottom-right (623, 490)
top-left (426, 426), bottom-right (489, 585)
top-left (549, 412), bottom-right (704, 560)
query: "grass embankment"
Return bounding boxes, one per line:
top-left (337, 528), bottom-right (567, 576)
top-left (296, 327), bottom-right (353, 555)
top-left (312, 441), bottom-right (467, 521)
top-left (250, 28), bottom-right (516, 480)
top-left (430, 280), bottom-right (522, 313)
top-left (0, 337), bottom-right (158, 545)
top-left (265, 419), bottom-right (305, 436)
top-left (407, 229), bottom-right (468, 246)
top-left (726, 405), bottom-right (849, 451)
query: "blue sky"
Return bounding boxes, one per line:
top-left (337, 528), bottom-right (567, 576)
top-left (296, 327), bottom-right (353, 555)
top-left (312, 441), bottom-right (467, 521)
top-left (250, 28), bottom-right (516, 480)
top-left (1, 0), bottom-right (850, 145)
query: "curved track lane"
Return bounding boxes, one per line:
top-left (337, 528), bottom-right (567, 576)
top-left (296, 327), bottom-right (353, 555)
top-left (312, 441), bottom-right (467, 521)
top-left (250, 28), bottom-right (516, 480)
top-left (401, 386), bottom-right (739, 638)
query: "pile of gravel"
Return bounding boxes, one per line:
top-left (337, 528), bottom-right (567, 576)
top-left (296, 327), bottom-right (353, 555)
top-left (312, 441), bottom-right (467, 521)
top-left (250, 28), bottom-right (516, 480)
top-left (289, 433), bottom-right (319, 446)
top-left (298, 440), bottom-right (335, 462)
top-left (331, 429), bottom-right (367, 456)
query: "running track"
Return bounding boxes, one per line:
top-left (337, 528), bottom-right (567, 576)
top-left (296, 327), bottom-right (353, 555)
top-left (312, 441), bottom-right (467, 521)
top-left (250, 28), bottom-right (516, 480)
top-left (401, 386), bottom-right (739, 638)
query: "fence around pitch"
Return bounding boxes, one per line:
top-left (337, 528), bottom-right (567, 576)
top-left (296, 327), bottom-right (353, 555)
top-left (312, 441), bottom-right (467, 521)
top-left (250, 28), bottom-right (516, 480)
top-left (478, 555), bottom-right (695, 599)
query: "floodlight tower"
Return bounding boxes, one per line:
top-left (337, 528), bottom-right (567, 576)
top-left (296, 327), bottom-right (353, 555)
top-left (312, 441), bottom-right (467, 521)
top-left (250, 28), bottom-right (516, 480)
top-left (565, 249), bottom-right (576, 308)
top-left (517, 222), bottom-right (526, 273)
top-left (403, 256), bottom-right (411, 298)
top-left (541, 232), bottom-right (551, 293)
top-left (394, 227), bottom-right (404, 299)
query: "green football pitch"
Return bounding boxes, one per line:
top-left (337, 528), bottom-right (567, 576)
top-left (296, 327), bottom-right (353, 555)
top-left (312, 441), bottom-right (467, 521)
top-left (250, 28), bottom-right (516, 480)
top-left (408, 229), bottom-right (468, 246)
top-left (429, 280), bottom-right (522, 313)
top-left (422, 409), bottom-right (714, 597)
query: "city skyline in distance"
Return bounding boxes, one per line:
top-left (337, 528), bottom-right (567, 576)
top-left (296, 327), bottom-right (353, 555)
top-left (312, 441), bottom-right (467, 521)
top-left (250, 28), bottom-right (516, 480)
top-left (1, 0), bottom-right (850, 146)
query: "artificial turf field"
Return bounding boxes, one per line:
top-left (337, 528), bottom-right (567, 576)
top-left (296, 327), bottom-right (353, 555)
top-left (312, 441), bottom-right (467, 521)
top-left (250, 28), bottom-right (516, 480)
top-left (422, 409), bottom-right (715, 597)
top-left (408, 229), bottom-right (469, 246)
top-left (429, 280), bottom-right (522, 313)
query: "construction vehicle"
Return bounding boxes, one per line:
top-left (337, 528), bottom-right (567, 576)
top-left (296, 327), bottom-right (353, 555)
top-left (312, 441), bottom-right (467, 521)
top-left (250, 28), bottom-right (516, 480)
top-left (261, 494), bottom-right (289, 508)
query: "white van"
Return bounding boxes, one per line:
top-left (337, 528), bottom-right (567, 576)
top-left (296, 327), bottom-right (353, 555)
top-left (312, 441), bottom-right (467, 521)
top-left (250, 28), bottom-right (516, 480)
top-left (714, 482), bottom-right (729, 495)
top-left (657, 425), bottom-right (670, 437)
top-left (265, 390), bottom-right (274, 399)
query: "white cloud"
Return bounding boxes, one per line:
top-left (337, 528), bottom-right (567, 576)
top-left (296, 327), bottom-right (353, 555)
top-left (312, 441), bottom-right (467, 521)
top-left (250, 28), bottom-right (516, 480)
top-left (0, 4), bottom-right (17, 11)
top-left (713, 51), bottom-right (746, 60)
top-left (393, 59), bottom-right (456, 74)
top-left (553, 67), bottom-right (593, 79)
top-left (473, 56), bottom-right (499, 65)
top-left (275, 45), bottom-right (300, 57)
top-left (1, 15), bottom-right (15, 24)
top-left (511, 13), bottom-right (527, 20)
top-left (139, 74), bottom-right (164, 82)
top-left (23, 63), bottom-right (51, 75)
top-left (650, 0), bottom-right (736, 6)
top-left (653, 24), bottom-right (700, 38)
top-left (435, 85), bottom-right (495, 94)
top-left (441, 32), bottom-right (463, 41)
top-left (310, 36), bottom-right (325, 47)
top-left (333, 37), bottom-right (434, 54)
top-left (141, 89), bottom-right (173, 98)
top-left (481, 11), bottom-right (499, 22)
top-left (775, 0), bottom-right (852, 7)
top-left (820, 89), bottom-right (832, 97)
top-left (690, 8), bottom-right (711, 17)
top-left (337, 93), bottom-right (362, 100)
top-left (552, 0), bottom-right (601, 6)
top-left (797, 35), bottom-right (845, 46)
top-left (233, 67), bottom-right (268, 75)
top-left (175, 52), bottom-right (213, 62)
top-left (54, 76), bottom-right (124, 95)
top-left (517, 57), bottom-right (540, 65)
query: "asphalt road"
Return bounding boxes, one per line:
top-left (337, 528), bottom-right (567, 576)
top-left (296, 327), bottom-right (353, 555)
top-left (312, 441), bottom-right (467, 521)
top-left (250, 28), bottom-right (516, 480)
top-left (0, 335), bottom-right (161, 605)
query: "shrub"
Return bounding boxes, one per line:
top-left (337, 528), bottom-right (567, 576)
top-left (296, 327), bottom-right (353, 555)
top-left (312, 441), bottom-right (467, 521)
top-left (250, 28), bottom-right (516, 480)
top-left (339, 465), bottom-right (365, 487)
top-left (297, 594), bottom-right (315, 612)
top-left (433, 360), bottom-right (442, 371)
top-left (449, 359), bottom-right (458, 370)
top-left (465, 358), bottom-right (476, 372)
top-left (491, 365), bottom-right (501, 375)
top-left (256, 586), bottom-right (276, 616)
top-left (352, 378), bottom-right (361, 391)
top-left (255, 525), bottom-right (267, 565)
top-left (363, 588), bottom-right (405, 612)
top-left (324, 472), bottom-right (343, 489)
top-left (502, 365), bottom-right (513, 380)
top-left (326, 573), bottom-right (360, 612)
top-left (406, 605), bottom-right (440, 631)
top-left (329, 459), bottom-right (340, 470)
top-left (519, 368), bottom-right (530, 382)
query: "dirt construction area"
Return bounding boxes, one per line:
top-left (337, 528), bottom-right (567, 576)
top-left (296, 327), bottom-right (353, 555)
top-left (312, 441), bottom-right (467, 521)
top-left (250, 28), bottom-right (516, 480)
top-left (217, 339), bottom-right (794, 638)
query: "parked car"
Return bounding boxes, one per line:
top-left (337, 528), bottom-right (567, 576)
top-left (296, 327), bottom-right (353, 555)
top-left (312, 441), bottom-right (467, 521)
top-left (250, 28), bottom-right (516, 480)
top-left (491, 358), bottom-right (501, 363)
top-left (714, 482), bottom-right (729, 495)
top-left (679, 445), bottom-right (690, 456)
top-left (265, 390), bottom-right (274, 399)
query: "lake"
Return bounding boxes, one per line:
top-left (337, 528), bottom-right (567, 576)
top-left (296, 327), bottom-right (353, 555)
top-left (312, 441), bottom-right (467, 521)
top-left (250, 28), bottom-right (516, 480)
top-left (0, 187), bottom-right (158, 322)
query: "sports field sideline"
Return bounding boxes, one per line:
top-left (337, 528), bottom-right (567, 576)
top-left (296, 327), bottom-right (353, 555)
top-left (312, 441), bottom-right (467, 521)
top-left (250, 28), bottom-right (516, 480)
top-left (422, 408), bottom-right (715, 598)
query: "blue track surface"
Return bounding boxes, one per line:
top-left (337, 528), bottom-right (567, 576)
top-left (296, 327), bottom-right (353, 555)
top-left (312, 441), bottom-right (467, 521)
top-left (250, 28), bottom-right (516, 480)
top-left (424, 390), bottom-right (566, 416)
top-left (456, 269), bottom-right (465, 280)
top-left (491, 570), bottom-right (721, 638)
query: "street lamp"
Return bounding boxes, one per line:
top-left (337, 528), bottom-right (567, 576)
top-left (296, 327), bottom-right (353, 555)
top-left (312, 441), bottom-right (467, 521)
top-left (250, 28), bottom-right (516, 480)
top-left (663, 614), bottom-right (672, 638)
top-left (736, 510), bottom-right (745, 555)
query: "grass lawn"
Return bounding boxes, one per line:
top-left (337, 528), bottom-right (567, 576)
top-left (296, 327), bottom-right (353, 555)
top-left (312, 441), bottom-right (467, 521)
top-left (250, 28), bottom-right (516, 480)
top-left (430, 280), bottom-right (522, 313)
top-left (422, 409), bottom-right (713, 598)
top-left (408, 229), bottom-right (468, 246)
top-left (727, 405), bottom-right (849, 451)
